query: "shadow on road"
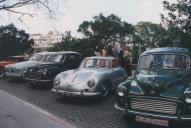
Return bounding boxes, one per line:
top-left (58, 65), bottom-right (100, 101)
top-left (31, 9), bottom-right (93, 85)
top-left (29, 84), bottom-right (52, 90)
top-left (55, 95), bottom-right (110, 105)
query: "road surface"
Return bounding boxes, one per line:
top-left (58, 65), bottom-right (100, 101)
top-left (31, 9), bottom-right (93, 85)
top-left (0, 89), bottom-right (74, 128)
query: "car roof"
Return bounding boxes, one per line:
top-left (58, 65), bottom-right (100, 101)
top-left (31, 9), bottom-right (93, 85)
top-left (57, 51), bottom-right (81, 55)
top-left (34, 52), bottom-right (54, 55)
top-left (85, 56), bottom-right (115, 60)
top-left (34, 51), bottom-right (81, 55)
top-left (141, 47), bottom-right (191, 56)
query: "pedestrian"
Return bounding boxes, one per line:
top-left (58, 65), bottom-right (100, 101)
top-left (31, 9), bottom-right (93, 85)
top-left (101, 47), bottom-right (107, 57)
top-left (124, 46), bottom-right (132, 76)
top-left (107, 44), bottom-right (113, 56)
top-left (118, 49), bottom-right (124, 68)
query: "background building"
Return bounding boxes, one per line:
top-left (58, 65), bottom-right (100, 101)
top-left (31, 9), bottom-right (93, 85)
top-left (30, 31), bottom-right (63, 51)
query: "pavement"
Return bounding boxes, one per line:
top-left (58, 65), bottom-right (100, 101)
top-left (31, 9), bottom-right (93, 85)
top-left (0, 89), bottom-right (74, 128)
top-left (0, 79), bottom-right (190, 128)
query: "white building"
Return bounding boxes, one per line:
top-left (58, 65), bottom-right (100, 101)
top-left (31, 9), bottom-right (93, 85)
top-left (30, 31), bottom-right (63, 50)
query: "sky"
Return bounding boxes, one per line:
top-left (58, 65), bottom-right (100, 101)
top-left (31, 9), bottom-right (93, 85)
top-left (0, 0), bottom-right (176, 37)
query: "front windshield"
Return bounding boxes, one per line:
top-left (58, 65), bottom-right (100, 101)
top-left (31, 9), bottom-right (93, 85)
top-left (80, 58), bottom-right (110, 68)
top-left (139, 54), bottom-right (190, 70)
top-left (44, 54), bottom-right (63, 62)
top-left (29, 54), bottom-right (44, 61)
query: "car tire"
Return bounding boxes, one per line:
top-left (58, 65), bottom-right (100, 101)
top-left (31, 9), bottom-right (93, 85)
top-left (101, 83), bottom-right (111, 98)
top-left (0, 68), bottom-right (5, 79)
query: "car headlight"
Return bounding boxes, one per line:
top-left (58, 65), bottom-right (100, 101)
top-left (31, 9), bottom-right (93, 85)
top-left (130, 80), bottom-right (144, 95)
top-left (54, 78), bottom-right (60, 86)
top-left (131, 80), bottom-right (138, 86)
top-left (184, 90), bottom-right (191, 103)
top-left (87, 79), bottom-right (95, 88)
top-left (117, 86), bottom-right (127, 97)
top-left (42, 68), bottom-right (48, 75)
top-left (44, 68), bottom-right (48, 72)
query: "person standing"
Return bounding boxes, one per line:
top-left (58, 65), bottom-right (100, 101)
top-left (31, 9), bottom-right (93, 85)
top-left (124, 46), bottom-right (132, 76)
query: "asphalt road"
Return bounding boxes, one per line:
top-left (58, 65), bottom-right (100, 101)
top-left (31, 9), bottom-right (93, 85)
top-left (0, 79), bottom-right (190, 128)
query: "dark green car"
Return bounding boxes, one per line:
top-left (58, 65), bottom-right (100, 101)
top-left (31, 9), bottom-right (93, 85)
top-left (115, 47), bottom-right (191, 126)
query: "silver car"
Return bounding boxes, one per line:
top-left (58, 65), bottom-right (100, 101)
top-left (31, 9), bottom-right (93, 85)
top-left (52, 56), bottom-right (127, 98)
top-left (5, 52), bottom-right (51, 79)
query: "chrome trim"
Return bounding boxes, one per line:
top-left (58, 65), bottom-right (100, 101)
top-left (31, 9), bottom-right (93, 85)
top-left (6, 72), bottom-right (21, 77)
top-left (51, 89), bottom-right (101, 96)
top-left (130, 98), bottom-right (177, 115)
top-left (25, 78), bottom-right (51, 82)
top-left (181, 117), bottom-right (191, 120)
top-left (114, 104), bottom-right (125, 111)
top-left (128, 110), bottom-right (178, 119)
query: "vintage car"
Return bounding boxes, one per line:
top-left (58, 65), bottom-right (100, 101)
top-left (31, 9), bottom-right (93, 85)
top-left (115, 47), bottom-right (191, 126)
top-left (5, 52), bottom-right (50, 79)
top-left (52, 56), bottom-right (127, 98)
top-left (24, 52), bottom-right (82, 85)
top-left (0, 56), bottom-right (27, 78)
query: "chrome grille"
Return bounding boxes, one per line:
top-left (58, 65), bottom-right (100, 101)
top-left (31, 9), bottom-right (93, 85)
top-left (130, 98), bottom-right (177, 115)
top-left (8, 68), bottom-right (17, 73)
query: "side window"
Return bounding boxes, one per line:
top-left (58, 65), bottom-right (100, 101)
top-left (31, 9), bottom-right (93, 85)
top-left (65, 54), bottom-right (78, 68)
top-left (60, 55), bottom-right (66, 62)
top-left (76, 55), bottom-right (83, 65)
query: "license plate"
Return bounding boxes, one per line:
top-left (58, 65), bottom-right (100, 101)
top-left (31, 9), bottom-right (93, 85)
top-left (135, 116), bottom-right (169, 127)
top-left (6, 73), bottom-right (19, 77)
top-left (64, 92), bottom-right (76, 97)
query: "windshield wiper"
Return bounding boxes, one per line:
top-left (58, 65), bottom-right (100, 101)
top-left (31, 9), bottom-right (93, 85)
top-left (150, 63), bottom-right (161, 69)
top-left (87, 66), bottom-right (95, 68)
top-left (163, 65), bottom-right (182, 70)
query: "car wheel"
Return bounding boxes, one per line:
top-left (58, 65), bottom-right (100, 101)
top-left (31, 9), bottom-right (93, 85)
top-left (0, 68), bottom-right (5, 78)
top-left (102, 84), bottom-right (111, 98)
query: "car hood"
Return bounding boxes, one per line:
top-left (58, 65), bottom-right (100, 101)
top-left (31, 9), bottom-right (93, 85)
top-left (6, 60), bottom-right (42, 69)
top-left (131, 69), bottom-right (190, 99)
top-left (58, 68), bottom-right (107, 85)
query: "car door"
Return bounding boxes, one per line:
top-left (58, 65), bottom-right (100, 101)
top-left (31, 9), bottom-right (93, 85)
top-left (110, 59), bottom-right (127, 88)
top-left (64, 54), bottom-right (82, 70)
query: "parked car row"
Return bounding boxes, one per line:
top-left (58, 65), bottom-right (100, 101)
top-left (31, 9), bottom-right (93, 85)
top-left (1, 47), bottom-right (191, 127)
top-left (4, 51), bottom-right (127, 98)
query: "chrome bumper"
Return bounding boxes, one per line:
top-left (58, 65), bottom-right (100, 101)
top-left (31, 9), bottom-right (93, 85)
top-left (25, 78), bottom-right (52, 83)
top-left (6, 72), bottom-right (22, 77)
top-left (115, 103), bottom-right (191, 121)
top-left (115, 103), bottom-right (125, 111)
top-left (51, 88), bottom-right (101, 97)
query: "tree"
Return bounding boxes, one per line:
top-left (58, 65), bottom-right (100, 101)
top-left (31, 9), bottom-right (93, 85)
top-left (161, 0), bottom-right (191, 49)
top-left (135, 22), bottom-right (172, 50)
top-left (78, 13), bottom-right (134, 49)
top-left (0, 24), bottom-right (34, 57)
top-left (0, 0), bottom-right (55, 19)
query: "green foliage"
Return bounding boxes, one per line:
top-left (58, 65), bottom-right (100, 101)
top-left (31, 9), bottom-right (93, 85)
top-left (0, 24), bottom-right (34, 57)
top-left (78, 13), bottom-right (134, 48)
top-left (135, 22), bottom-right (172, 50)
top-left (161, 0), bottom-right (191, 50)
top-left (51, 14), bottom-right (135, 57)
